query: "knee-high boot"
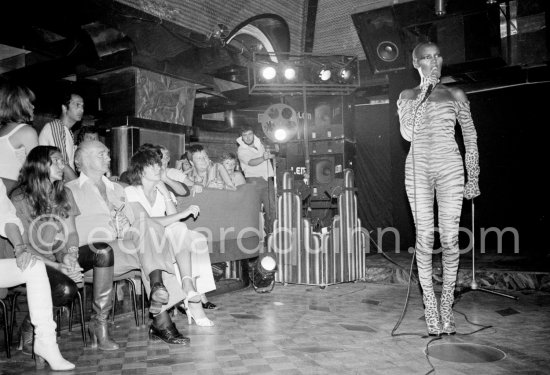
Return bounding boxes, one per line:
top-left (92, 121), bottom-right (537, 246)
top-left (24, 262), bottom-right (75, 370)
top-left (416, 248), bottom-right (442, 336)
top-left (88, 266), bottom-right (119, 350)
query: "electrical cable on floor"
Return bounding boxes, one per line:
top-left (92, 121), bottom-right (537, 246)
top-left (454, 309), bottom-right (493, 336)
top-left (424, 336), bottom-right (442, 375)
top-left (365, 231), bottom-right (419, 284)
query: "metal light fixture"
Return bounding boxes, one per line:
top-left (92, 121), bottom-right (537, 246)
top-left (259, 103), bottom-right (298, 144)
top-left (318, 66), bottom-right (332, 81)
top-left (435, 0), bottom-right (446, 16)
top-left (248, 253), bottom-right (278, 292)
top-left (283, 66), bottom-right (297, 80)
top-left (260, 66), bottom-right (277, 80)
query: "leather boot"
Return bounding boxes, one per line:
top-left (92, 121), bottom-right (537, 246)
top-left (440, 286), bottom-right (456, 335)
top-left (17, 314), bottom-right (33, 355)
top-left (23, 261), bottom-right (74, 370)
top-left (88, 266), bottom-right (119, 350)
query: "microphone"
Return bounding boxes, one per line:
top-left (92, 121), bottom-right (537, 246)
top-left (421, 84), bottom-right (434, 104)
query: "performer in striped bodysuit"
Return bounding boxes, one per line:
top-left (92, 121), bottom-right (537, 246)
top-left (397, 42), bottom-right (480, 336)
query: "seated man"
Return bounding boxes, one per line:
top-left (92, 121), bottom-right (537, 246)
top-left (66, 140), bottom-right (188, 344)
top-left (186, 144), bottom-right (237, 191)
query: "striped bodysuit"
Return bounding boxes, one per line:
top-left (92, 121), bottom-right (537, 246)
top-left (398, 96), bottom-right (479, 334)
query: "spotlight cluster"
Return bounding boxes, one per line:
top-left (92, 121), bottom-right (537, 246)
top-left (249, 53), bottom-right (360, 95)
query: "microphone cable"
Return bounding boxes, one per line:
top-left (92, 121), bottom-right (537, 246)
top-left (391, 83), bottom-right (428, 338)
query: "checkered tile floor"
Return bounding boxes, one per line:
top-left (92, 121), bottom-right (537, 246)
top-left (1, 281), bottom-right (549, 374)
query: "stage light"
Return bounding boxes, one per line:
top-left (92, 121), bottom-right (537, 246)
top-left (248, 253), bottom-right (278, 292)
top-left (283, 67), bottom-right (297, 80)
top-left (334, 66), bottom-right (354, 83)
top-left (261, 66), bottom-right (277, 80)
top-left (318, 67), bottom-right (332, 81)
top-left (260, 103), bottom-right (298, 143)
top-left (274, 128), bottom-right (288, 141)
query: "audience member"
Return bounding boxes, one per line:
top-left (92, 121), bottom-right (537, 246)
top-left (10, 146), bottom-right (119, 351)
top-left (138, 143), bottom-right (189, 196)
top-left (186, 144), bottom-right (236, 191)
top-left (1, 179), bottom-right (74, 370)
top-left (76, 125), bottom-right (99, 145)
top-left (125, 148), bottom-right (215, 326)
top-left (220, 151), bottom-right (246, 188)
top-left (38, 92), bottom-right (83, 181)
top-left (0, 81), bottom-right (39, 186)
top-left (236, 126), bottom-right (276, 239)
top-left (67, 140), bottom-right (191, 344)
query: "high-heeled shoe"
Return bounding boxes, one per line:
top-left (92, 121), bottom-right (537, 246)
top-left (183, 292), bottom-right (214, 327)
top-left (440, 287), bottom-right (456, 335)
top-left (34, 337), bottom-right (75, 371)
top-left (149, 282), bottom-right (169, 315)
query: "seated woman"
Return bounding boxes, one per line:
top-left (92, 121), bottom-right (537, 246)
top-left (124, 148), bottom-right (215, 326)
top-left (1, 180), bottom-right (74, 370)
top-left (186, 144), bottom-right (237, 191)
top-left (10, 146), bottom-right (119, 352)
top-left (220, 152), bottom-right (246, 188)
top-left (134, 144), bottom-right (190, 197)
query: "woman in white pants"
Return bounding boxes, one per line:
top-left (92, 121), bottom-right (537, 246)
top-left (1, 179), bottom-right (74, 370)
top-left (124, 149), bottom-right (215, 327)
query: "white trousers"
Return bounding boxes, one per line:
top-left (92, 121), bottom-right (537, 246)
top-left (165, 222), bottom-right (216, 294)
top-left (0, 259), bottom-right (56, 338)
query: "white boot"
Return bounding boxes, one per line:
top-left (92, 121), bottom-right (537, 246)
top-left (25, 261), bottom-right (75, 371)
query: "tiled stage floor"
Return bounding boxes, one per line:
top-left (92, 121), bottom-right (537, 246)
top-left (1, 277), bottom-right (550, 374)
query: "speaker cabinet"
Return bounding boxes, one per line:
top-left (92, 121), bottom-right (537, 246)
top-left (351, 7), bottom-right (406, 74)
top-left (310, 139), bottom-right (354, 202)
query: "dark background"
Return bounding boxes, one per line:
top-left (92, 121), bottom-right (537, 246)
top-left (354, 71), bottom-right (546, 259)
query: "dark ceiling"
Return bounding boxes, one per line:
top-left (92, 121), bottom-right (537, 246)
top-left (0, 0), bottom-right (288, 117)
top-left (1, 0), bottom-right (549, 123)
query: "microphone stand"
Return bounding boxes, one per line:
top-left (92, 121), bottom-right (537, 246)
top-left (455, 199), bottom-right (517, 300)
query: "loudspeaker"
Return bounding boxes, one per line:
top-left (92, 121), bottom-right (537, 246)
top-left (309, 95), bottom-right (354, 140)
top-left (310, 139), bottom-right (354, 202)
top-left (351, 7), bottom-right (406, 74)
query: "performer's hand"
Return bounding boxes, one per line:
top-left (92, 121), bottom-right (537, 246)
top-left (423, 66), bottom-right (440, 87)
top-left (464, 179), bottom-right (480, 200)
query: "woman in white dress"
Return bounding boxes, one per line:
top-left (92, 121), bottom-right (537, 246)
top-left (124, 149), bottom-right (214, 326)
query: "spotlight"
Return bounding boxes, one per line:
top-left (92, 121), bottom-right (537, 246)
top-left (335, 66), bottom-right (354, 83)
top-left (248, 253), bottom-right (278, 292)
top-left (318, 67), bottom-right (332, 81)
top-left (261, 66), bottom-right (277, 80)
top-left (283, 67), bottom-right (297, 80)
top-left (274, 128), bottom-right (288, 142)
